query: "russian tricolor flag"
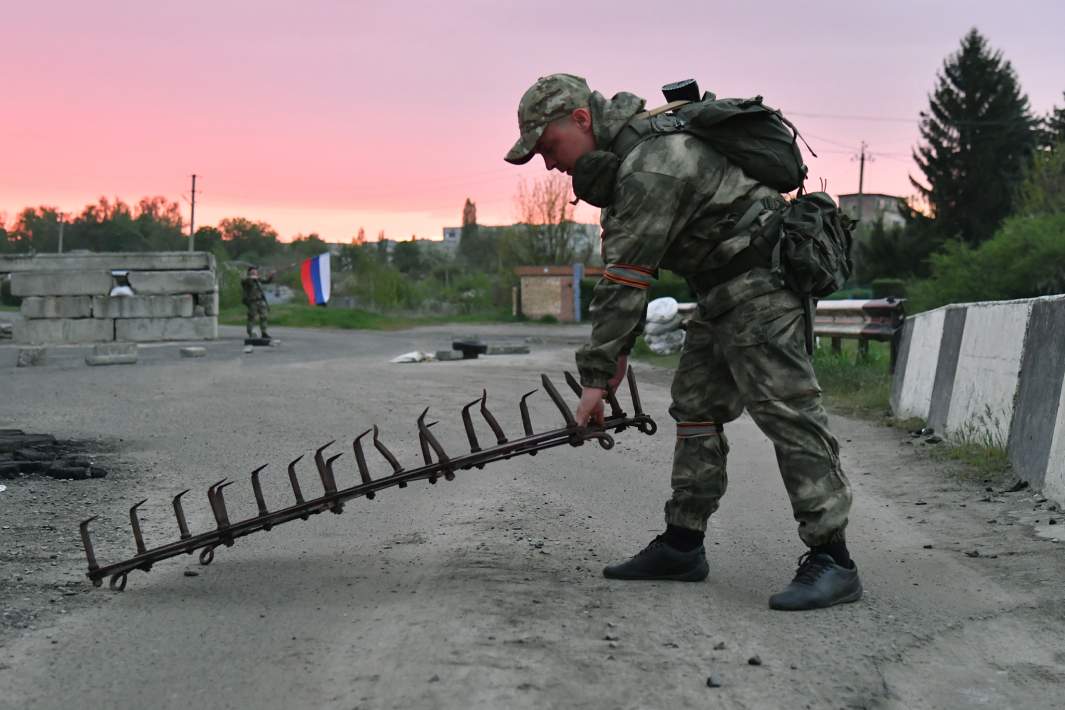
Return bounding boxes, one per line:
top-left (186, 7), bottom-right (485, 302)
top-left (300, 253), bottom-right (331, 305)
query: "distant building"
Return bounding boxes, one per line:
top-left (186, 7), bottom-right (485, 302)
top-left (838, 193), bottom-right (906, 229)
top-left (440, 227), bottom-right (462, 255)
top-left (515, 265), bottom-right (604, 323)
top-left (440, 222), bottom-right (601, 263)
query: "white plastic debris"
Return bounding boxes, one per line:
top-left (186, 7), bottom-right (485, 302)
top-left (390, 350), bottom-right (435, 364)
top-left (644, 314), bottom-right (683, 335)
top-left (645, 329), bottom-right (686, 355)
top-left (646, 297), bottom-right (679, 323)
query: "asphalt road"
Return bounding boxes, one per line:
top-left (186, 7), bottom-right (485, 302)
top-left (1, 324), bottom-right (1064, 709)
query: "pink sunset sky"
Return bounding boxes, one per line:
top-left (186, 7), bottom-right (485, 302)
top-left (3, 1), bottom-right (1064, 243)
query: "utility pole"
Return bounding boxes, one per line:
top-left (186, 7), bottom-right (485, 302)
top-left (852, 142), bottom-right (874, 224)
top-left (57, 213), bottom-right (64, 254)
top-left (188, 174), bottom-right (198, 252)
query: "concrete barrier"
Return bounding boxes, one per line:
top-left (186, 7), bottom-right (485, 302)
top-left (892, 295), bottom-right (1065, 505)
top-left (0, 252), bottom-right (217, 346)
top-left (0, 252), bottom-right (214, 273)
top-left (891, 305), bottom-right (949, 421)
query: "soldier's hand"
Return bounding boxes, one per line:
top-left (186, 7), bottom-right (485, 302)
top-left (575, 387), bottom-right (606, 428)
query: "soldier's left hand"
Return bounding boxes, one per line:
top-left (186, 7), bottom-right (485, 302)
top-left (575, 386), bottom-right (606, 428)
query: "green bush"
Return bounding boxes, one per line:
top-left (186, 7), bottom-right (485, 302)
top-left (907, 212), bottom-right (1065, 312)
top-left (871, 278), bottom-right (907, 299)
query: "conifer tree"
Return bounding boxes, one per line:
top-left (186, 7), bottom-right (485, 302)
top-left (911, 29), bottom-right (1037, 244)
top-left (1042, 92), bottom-right (1065, 149)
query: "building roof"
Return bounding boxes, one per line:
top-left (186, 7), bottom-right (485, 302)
top-left (837, 192), bottom-right (904, 200)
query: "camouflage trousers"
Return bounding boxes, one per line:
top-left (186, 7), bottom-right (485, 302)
top-left (246, 301), bottom-right (269, 337)
top-left (665, 289), bottom-right (851, 547)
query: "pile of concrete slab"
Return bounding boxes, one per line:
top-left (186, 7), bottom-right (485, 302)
top-left (0, 252), bottom-right (218, 345)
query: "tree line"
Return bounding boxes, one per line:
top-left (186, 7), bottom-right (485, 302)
top-left (856, 28), bottom-right (1065, 311)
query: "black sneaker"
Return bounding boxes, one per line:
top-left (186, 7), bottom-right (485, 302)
top-left (769, 551), bottom-right (863, 611)
top-left (602, 536), bottom-right (709, 581)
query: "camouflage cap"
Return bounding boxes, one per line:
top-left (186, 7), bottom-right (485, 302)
top-left (504, 73), bottom-right (592, 165)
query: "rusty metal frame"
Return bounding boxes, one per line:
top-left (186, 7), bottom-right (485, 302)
top-left (79, 368), bottom-right (657, 590)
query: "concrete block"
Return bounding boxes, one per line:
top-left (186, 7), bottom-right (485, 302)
top-left (1044, 377), bottom-right (1065, 506)
top-left (126, 270), bottom-right (216, 295)
top-left (15, 318), bottom-right (114, 344)
top-left (485, 344), bottom-right (531, 355)
top-left (926, 307), bottom-right (968, 433)
top-left (85, 342), bottom-right (138, 366)
top-left (1008, 296), bottom-right (1065, 491)
top-left (16, 347), bottom-right (46, 367)
top-left (435, 350), bottom-right (465, 361)
top-left (11, 271), bottom-right (112, 297)
top-left (180, 346), bottom-right (207, 358)
top-left (893, 307), bottom-right (947, 420)
top-left (115, 316), bottom-right (217, 342)
top-left (944, 300), bottom-right (1031, 445)
top-left (0, 322), bottom-right (11, 339)
top-left (92, 295), bottom-right (194, 319)
top-left (21, 296), bottom-right (93, 319)
top-left (0, 252), bottom-right (214, 273)
top-left (196, 291), bottom-right (219, 316)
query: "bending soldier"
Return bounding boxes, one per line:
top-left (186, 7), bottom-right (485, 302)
top-left (241, 267), bottom-right (275, 339)
top-left (504, 74), bottom-right (861, 611)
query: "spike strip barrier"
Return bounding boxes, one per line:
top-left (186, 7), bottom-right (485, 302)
top-left (79, 369), bottom-right (657, 590)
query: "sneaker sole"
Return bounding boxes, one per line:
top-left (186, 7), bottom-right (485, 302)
top-left (602, 563), bottom-right (709, 582)
top-left (769, 584), bottom-right (863, 611)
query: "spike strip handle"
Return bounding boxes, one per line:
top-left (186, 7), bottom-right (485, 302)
top-left (79, 371), bottom-right (656, 588)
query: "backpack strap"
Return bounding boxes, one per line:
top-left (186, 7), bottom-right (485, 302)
top-left (609, 109), bottom-right (687, 160)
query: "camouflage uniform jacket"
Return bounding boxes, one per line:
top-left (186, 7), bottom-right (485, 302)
top-left (576, 92), bottom-right (785, 389)
top-left (241, 275), bottom-right (271, 306)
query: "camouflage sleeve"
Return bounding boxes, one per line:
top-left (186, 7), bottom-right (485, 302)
top-left (575, 171), bottom-right (684, 389)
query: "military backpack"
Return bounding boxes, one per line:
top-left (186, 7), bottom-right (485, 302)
top-left (604, 91), bottom-right (854, 299)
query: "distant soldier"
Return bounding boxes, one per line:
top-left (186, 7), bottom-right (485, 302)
top-left (241, 267), bottom-right (275, 339)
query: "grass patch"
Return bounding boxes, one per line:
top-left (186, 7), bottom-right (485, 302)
top-left (219, 303), bottom-right (525, 331)
top-left (812, 339), bottom-right (892, 418)
top-left (927, 441), bottom-right (1012, 483)
top-left (0, 304), bottom-right (18, 312)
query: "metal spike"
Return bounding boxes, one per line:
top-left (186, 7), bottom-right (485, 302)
top-left (325, 453), bottom-right (346, 513)
top-left (352, 430), bottom-right (377, 500)
top-left (418, 407), bottom-right (454, 480)
top-left (129, 499), bottom-right (149, 555)
top-left (250, 465), bottom-right (271, 527)
top-left (541, 374), bottom-right (577, 428)
top-left (519, 389), bottom-right (539, 455)
top-left (207, 479), bottom-right (233, 530)
top-left (626, 365), bottom-right (644, 415)
top-left (605, 388), bottom-right (624, 420)
top-left (314, 441), bottom-right (338, 495)
top-left (563, 371), bottom-right (583, 398)
top-left (461, 398), bottom-right (482, 453)
top-left (479, 390), bottom-right (507, 445)
top-left (372, 426), bottom-right (406, 488)
top-left (172, 490), bottom-right (192, 540)
top-left (79, 516), bottom-right (100, 578)
top-left (287, 455), bottom-right (306, 505)
top-left (416, 408), bottom-right (438, 481)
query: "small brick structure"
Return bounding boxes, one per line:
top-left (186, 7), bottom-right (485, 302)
top-left (515, 265), bottom-right (603, 323)
top-left (0, 252), bottom-right (218, 345)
